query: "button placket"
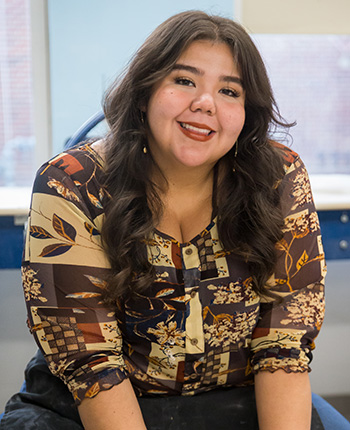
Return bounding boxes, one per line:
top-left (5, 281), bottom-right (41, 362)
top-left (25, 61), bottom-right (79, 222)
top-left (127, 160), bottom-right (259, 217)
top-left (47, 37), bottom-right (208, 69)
top-left (182, 243), bottom-right (205, 354)
top-left (181, 244), bottom-right (198, 271)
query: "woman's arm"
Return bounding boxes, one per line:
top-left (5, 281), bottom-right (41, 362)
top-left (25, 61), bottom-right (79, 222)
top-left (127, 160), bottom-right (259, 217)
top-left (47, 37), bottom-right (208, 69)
top-left (255, 370), bottom-right (312, 430)
top-left (78, 379), bottom-right (147, 430)
top-left (250, 154), bottom-right (325, 429)
top-left (22, 149), bottom-right (136, 412)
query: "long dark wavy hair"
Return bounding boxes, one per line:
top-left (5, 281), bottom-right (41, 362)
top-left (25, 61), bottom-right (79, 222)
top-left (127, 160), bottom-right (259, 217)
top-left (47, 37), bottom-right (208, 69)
top-left (101, 10), bottom-right (293, 305)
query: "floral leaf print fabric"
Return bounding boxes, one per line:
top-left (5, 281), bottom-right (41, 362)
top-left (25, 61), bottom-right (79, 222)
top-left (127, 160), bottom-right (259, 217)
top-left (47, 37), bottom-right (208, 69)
top-left (23, 144), bottom-right (129, 404)
top-left (29, 226), bottom-right (55, 240)
top-left (52, 213), bottom-right (77, 242)
top-left (31, 213), bottom-right (77, 258)
top-left (290, 166), bottom-right (313, 210)
top-left (22, 266), bottom-right (47, 303)
top-left (203, 307), bottom-right (259, 348)
top-left (47, 176), bottom-right (80, 202)
top-left (38, 242), bottom-right (73, 258)
top-left (250, 156), bottom-right (326, 373)
top-left (22, 142), bottom-right (326, 406)
top-left (280, 288), bottom-right (325, 330)
top-left (206, 278), bottom-right (258, 305)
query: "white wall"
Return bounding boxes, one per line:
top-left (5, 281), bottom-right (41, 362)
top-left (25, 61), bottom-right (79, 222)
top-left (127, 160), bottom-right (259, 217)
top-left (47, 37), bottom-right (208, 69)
top-left (235, 0), bottom-right (350, 33)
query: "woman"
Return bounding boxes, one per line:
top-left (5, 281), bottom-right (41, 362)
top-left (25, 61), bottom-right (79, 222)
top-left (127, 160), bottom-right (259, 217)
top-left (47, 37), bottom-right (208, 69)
top-left (2, 10), bottom-right (336, 430)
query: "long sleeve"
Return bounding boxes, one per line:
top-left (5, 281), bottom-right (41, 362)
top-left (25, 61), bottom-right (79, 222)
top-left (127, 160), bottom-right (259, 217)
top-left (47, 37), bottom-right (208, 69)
top-left (250, 155), bottom-right (326, 373)
top-left (22, 146), bottom-right (130, 405)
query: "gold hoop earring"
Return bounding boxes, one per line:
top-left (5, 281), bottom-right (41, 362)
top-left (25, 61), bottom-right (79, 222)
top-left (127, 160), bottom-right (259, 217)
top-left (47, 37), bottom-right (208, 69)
top-left (143, 145), bottom-right (147, 154)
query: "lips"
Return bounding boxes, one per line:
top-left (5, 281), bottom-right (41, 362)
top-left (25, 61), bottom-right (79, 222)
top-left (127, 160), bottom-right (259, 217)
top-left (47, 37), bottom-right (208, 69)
top-left (178, 122), bottom-right (216, 142)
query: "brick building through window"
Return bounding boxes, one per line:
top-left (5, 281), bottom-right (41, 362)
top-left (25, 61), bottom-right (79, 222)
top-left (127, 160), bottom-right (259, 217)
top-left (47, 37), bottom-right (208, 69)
top-left (0, 0), bottom-right (35, 187)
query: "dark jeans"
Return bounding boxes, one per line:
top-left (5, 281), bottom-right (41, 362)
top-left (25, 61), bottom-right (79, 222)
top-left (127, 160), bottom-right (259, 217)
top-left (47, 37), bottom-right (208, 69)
top-left (0, 350), bottom-right (329, 429)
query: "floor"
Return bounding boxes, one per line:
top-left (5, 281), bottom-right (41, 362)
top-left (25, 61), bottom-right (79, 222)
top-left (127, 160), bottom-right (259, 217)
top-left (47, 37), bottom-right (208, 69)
top-left (323, 395), bottom-right (350, 423)
top-left (1, 261), bottom-right (349, 422)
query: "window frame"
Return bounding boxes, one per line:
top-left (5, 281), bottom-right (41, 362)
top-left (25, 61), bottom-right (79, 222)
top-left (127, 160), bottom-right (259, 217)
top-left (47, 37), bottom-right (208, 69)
top-left (30, 0), bottom-right (52, 168)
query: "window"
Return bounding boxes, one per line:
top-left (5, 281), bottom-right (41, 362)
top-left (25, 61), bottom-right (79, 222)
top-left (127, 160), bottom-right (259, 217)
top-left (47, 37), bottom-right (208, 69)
top-left (253, 34), bottom-right (350, 174)
top-left (0, 0), bottom-right (35, 186)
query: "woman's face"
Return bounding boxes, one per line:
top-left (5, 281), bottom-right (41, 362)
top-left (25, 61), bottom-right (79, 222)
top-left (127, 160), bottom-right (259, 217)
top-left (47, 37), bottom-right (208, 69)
top-left (145, 40), bottom-right (246, 173)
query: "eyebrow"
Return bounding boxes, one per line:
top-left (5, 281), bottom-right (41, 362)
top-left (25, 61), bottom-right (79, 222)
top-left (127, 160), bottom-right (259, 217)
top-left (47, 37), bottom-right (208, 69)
top-left (172, 63), bottom-right (244, 88)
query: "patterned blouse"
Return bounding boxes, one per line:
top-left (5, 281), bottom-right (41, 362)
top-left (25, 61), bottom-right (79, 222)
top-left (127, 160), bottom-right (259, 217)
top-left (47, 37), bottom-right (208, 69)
top-left (22, 142), bottom-right (326, 405)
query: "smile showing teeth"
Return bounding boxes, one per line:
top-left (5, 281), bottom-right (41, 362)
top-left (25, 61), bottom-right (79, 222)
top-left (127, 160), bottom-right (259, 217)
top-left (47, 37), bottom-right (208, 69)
top-left (180, 122), bottom-right (213, 136)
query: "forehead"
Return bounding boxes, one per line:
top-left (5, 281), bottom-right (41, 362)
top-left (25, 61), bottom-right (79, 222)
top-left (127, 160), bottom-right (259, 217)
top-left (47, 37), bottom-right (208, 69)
top-left (175, 40), bottom-right (240, 75)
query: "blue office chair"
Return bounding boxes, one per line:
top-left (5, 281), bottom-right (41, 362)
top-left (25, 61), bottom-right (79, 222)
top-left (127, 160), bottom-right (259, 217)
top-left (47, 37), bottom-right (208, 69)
top-left (64, 110), bottom-right (105, 149)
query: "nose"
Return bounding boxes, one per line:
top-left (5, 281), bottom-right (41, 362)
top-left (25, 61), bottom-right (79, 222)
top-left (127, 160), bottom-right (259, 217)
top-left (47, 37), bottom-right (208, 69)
top-left (190, 93), bottom-right (216, 115)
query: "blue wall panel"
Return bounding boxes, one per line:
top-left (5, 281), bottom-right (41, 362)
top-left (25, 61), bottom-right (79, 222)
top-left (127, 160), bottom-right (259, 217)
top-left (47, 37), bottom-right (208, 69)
top-left (0, 217), bottom-right (24, 269)
top-left (1, 209), bottom-right (349, 269)
top-left (318, 210), bottom-right (350, 260)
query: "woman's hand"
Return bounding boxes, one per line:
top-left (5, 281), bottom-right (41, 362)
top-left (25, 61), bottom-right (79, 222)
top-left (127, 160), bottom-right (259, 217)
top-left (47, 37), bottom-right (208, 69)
top-left (78, 379), bottom-right (147, 430)
top-left (255, 370), bottom-right (312, 430)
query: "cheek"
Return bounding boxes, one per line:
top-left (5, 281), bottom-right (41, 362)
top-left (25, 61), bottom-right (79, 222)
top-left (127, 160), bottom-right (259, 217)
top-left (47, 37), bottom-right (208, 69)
top-left (150, 88), bottom-right (188, 117)
top-left (222, 108), bottom-right (246, 134)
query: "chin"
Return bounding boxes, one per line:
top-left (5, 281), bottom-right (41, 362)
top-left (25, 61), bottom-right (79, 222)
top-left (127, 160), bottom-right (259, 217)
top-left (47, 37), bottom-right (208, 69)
top-left (178, 159), bottom-right (214, 169)
top-left (174, 151), bottom-right (215, 168)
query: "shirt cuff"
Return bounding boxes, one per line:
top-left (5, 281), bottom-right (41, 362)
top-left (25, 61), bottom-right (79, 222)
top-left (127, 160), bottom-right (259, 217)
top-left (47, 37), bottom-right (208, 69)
top-left (251, 347), bottom-right (312, 374)
top-left (65, 364), bottom-right (131, 405)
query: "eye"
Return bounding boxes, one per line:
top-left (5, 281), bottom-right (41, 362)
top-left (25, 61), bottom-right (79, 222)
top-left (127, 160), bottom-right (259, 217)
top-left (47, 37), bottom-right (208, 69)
top-left (220, 88), bottom-right (241, 98)
top-left (174, 77), bottom-right (195, 87)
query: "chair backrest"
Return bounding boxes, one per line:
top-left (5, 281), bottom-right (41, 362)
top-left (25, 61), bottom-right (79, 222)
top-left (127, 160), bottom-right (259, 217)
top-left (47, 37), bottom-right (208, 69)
top-left (65, 111), bottom-right (105, 149)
